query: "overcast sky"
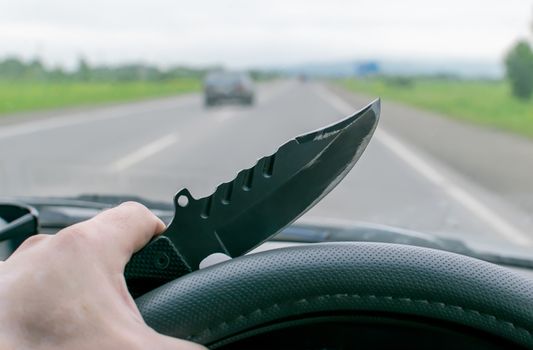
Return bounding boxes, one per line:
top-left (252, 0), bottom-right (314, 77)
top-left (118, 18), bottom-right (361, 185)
top-left (0, 0), bottom-right (532, 69)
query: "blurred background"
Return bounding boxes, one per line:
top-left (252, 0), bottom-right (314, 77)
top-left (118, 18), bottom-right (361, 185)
top-left (1, 0), bottom-right (533, 252)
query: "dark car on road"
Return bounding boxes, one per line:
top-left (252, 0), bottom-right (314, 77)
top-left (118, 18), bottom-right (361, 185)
top-left (203, 71), bottom-right (254, 106)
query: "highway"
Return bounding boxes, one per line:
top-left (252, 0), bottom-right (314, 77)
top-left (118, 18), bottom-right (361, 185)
top-left (1, 80), bottom-right (532, 251)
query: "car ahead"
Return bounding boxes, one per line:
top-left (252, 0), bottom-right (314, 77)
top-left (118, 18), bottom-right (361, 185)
top-left (203, 71), bottom-right (255, 106)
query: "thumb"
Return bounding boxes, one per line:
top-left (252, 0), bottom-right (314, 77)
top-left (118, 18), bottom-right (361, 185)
top-left (88, 201), bottom-right (166, 267)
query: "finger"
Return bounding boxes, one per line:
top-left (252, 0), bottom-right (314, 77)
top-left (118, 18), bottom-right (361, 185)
top-left (88, 201), bottom-right (166, 259)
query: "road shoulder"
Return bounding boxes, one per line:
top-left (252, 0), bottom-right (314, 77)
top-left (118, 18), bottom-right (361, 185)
top-left (329, 83), bottom-right (533, 213)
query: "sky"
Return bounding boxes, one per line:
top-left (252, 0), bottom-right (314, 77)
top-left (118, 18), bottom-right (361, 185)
top-left (0, 0), bottom-right (532, 69)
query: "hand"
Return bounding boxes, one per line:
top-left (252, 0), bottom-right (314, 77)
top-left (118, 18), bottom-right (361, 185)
top-left (0, 202), bottom-right (205, 350)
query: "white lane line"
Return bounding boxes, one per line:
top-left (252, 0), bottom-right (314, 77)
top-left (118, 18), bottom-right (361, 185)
top-left (376, 130), bottom-right (532, 245)
top-left (0, 96), bottom-right (195, 140)
top-left (109, 133), bottom-right (178, 172)
top-left (214, 110), bottom-right (237, 122)
top-left (313, 84), bottom-right (354, 115)
top-left (313, 85), bottom-right (532, 246)
top-left (258, 80), bottom-right (295, 104)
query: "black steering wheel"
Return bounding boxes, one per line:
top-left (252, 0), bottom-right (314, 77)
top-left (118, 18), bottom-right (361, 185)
top-left (137, 242), bottom-right (533, 349)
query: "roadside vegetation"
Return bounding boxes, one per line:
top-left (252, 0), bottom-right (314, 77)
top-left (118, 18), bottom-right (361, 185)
top-left (0, 80), bottom-right (201, 115)
top-left (0, 56), bottom-right (279, 115)
top-left (339, 78), bottom-right (533, 138)
top-left (0, 57), bottom-right (208, 115)
top-left (505, 40), bottom-right (533, 100)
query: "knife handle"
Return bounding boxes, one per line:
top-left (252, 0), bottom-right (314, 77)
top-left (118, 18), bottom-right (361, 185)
top-left (124, 236), bottom-right (192, 298)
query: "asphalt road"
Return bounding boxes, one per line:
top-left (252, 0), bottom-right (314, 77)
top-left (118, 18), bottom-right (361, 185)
top-left (1, 80), bottom-right (532, 251)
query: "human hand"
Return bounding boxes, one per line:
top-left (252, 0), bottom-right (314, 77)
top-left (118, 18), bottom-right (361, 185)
top-left (0, 202), bottom-right (205, 350)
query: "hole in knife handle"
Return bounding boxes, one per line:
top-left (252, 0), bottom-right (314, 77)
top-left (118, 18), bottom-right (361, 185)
top-left (222, 182), bottom-right (233, 204)
top-left (177, 195), bottom-right (189, 207)
top-left (263, 154), bottom-right (275, 177)
top-left (201, 195), bottom-right (213, 219)
top-left (243, 167), bottom-right (254, 191)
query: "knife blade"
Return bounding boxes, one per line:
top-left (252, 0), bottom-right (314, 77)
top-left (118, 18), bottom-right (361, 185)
top-left (125, 98), bottom-right (380, 297)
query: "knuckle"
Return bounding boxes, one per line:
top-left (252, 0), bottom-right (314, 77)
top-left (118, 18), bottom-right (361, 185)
top-left (118, 201), bottom-right (158, 226)
top-left (120, 201), bottom-right (151, 216)
top-left (55, 223), bottom-right (94, 249)
top-left (25, 233), bottom-right (48, 244)
top-left (18, 233), bottom-right (49, 250)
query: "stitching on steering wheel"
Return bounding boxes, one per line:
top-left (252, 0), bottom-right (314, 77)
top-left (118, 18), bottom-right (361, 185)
top-left (191, 293), bottom-right (533, 341)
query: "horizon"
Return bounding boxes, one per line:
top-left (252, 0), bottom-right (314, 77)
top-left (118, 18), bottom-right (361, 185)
top-left (0, 54), bottom-right (506, 79)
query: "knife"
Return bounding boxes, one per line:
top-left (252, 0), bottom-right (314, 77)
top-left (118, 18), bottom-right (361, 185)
top-left (125, 98), bottom-right (380, 297)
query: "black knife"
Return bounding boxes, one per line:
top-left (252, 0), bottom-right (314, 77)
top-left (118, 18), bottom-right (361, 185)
top-left (125, 98), bottom-right (380, 297)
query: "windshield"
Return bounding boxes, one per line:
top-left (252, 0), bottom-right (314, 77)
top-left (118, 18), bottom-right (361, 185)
top-left (1, 0), bottom-right (533, 255)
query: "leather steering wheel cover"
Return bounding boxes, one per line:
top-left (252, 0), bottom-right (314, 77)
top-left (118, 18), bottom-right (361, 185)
top-left (136, 242), bottom-right (533, 347)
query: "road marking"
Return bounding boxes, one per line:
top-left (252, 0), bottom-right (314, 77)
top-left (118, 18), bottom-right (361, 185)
top-left (313, 85), bottom-right (355, 116)
top-left (376, 130), bottom-right (532, 245)
top-left (258, 80), bottom-right (295, 104)
top-left (314, 85), bottom-right (532, 246)
top-left (213, 110), bottom-right (237, 122)
top-left (109, 133), bottom-right (178, 172)
top-left (0, 95), bottom-right (195, 140)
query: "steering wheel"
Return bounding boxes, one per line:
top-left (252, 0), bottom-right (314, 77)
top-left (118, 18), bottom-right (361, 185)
top-left (136, 242), bottom-right (533, 349)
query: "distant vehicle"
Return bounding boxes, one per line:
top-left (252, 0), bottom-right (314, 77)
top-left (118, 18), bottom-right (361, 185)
top-left (298, 74), bottom-right (308, 83)
top-left (203, 71), bottom-right (254, 106)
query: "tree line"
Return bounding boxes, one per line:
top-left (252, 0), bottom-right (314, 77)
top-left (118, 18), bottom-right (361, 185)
top-left (0, 57), bottom-right (216, 82)
top-left (505, 40), bottom-right (533, 100)
top-left (504, 8), bottom-right (533, 100)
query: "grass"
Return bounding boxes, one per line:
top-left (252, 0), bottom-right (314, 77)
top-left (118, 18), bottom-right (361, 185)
top-left (0, 78), bottom-right (201, 115)
top-left (338, 78), bottom-right (533, 138)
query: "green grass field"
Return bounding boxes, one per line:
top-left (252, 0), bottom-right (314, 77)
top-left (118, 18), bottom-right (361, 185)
top-left (0, 79), bottom-right (201, 115)
top-left (339, 78), bottom-right (533, 138)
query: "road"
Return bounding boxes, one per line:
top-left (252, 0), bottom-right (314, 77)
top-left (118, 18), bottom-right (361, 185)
top-left (1, 80), bottom-right (532, 251)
